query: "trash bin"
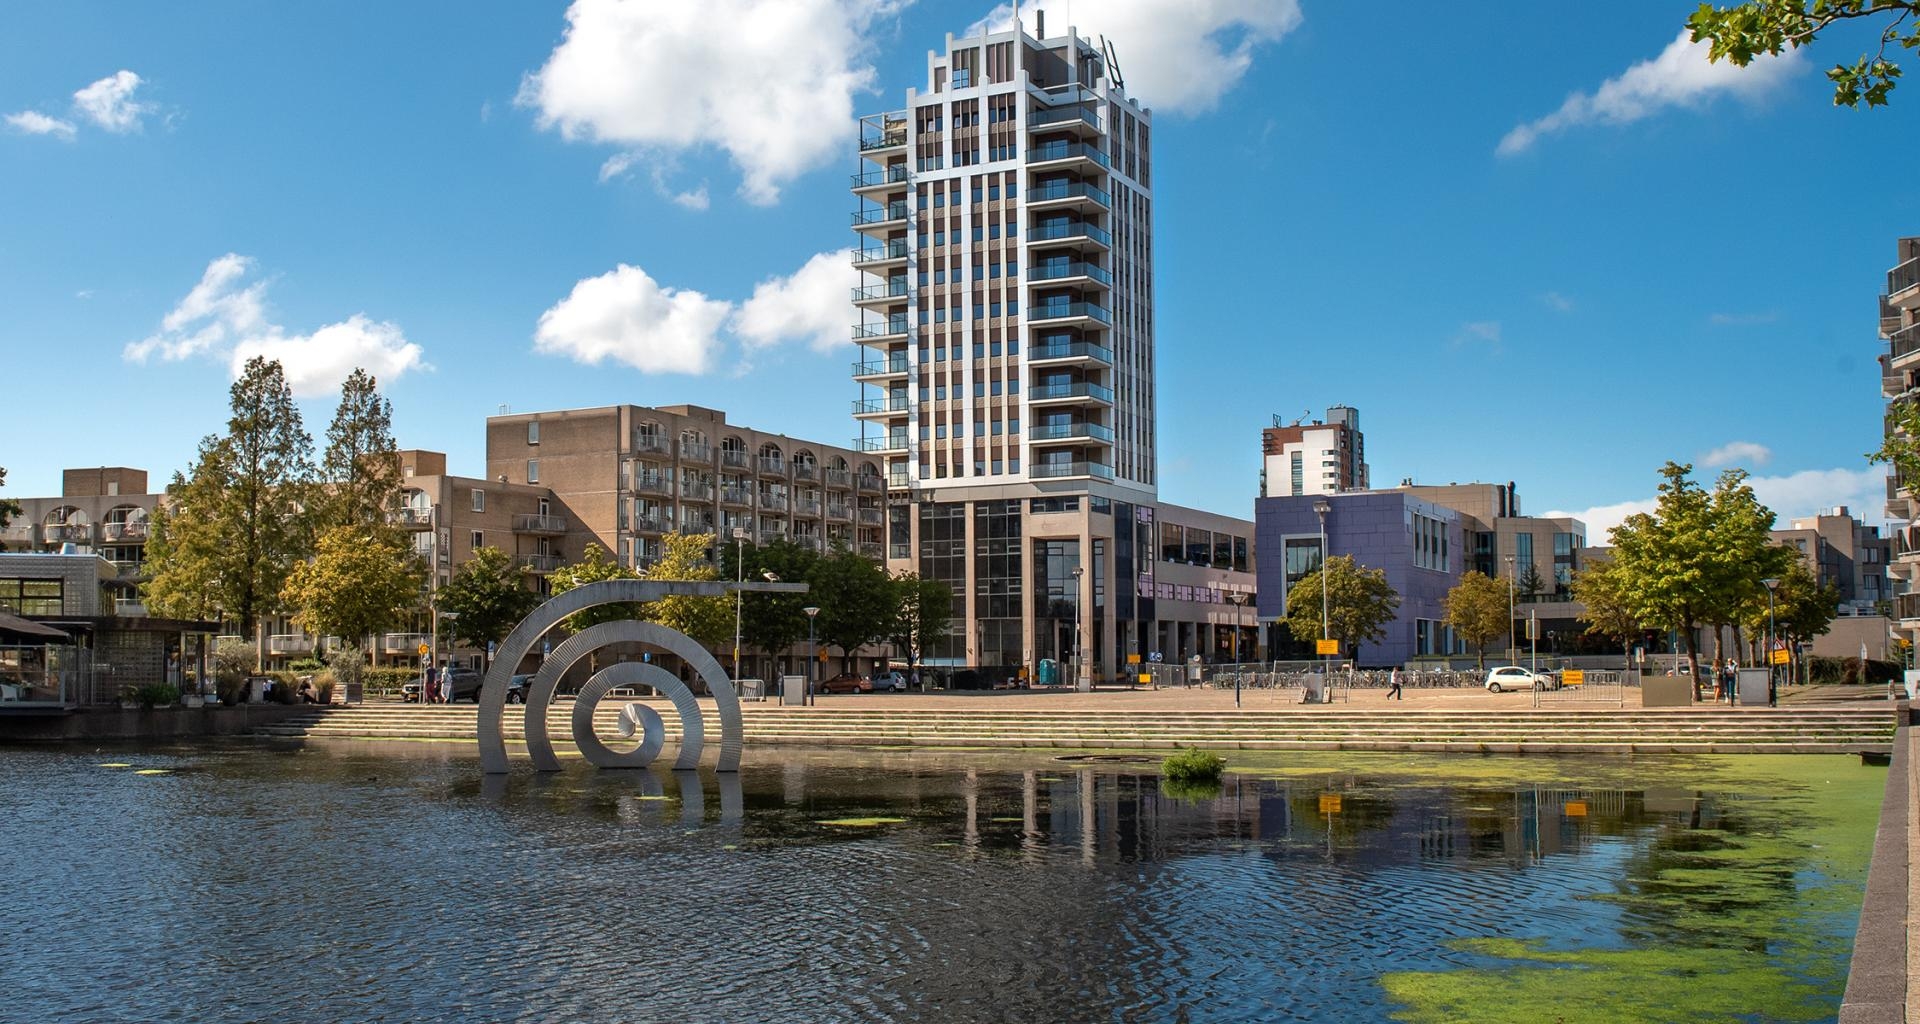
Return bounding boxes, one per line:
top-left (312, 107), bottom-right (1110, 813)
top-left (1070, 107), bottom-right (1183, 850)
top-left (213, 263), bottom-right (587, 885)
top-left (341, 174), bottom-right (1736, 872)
top-left (1302, 673), bottom-right (1326, 704)
top-left (780, 675), bottom-right (808, 706)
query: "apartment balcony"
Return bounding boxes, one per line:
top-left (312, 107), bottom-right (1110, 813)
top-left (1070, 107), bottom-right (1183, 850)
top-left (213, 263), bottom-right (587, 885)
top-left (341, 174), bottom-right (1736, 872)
top-left (0, 525), bottom-right (34, 545)
top-left (1890, 255), bottom-right (1920, 305)
top-left (1026, 179), bottom-right (1110, 213)
top-left (43, 523), bottom-right (93, 544)
top-left (1028, 340), bottom-right (1114, 367)
top-left (681, 482), bottom-right (715, 502)
top-left (1027, 300), bottom-right (1113, 327)
top-left (792, 534), bottom-right (824, 552)
top-left (381, 632), bottom-right (428, 655)
top-left (513, 513), bottom-right (567, 535)
top-left (760, 493), bottom-right (790, 513)
top-left (853, 435), bottom-right (910, 453)
top-left (757, 455), bottom-right (789, 477)
top-left (852, 241), bottom-right (910, 268)
top-left (1029, 259), bottom-right (1113, 287)
top-left (101, 521), bottom-right (150, 543)
top-left (852, 317), bottom-right (910, 345)
top-left (850, 164), bottom-right (910, 193)
top-left (635, 474), bottom-right (672, 497)
top-left (1027, 105), bottom-right (1101, 137)
top-left (269, 634), bottom-right (316, 656)
top-left (852, 281), bottom-right (910, 308)
top-left (517, 554), bottom-right (564, 574)
top-left (634, 514), bottom-right (669, 534)
top-left (852, 201), bottom-right (910, 236)
top-left (679, 440), bottom-right (712, 461)
top-left (826, 502), bottom-right (852, 521)
top-left (720, 486), bottom-right (752, 507)
top-left (1892, 524), bottom-right (1920, 559)
top-left (1028, 421), bottom-right (1116, 446)
top-left (792, 463), bottom-right (817, 482)
top-left (853, 508), bottom-right (884, 528)
top-left (823, 468), bottom-right (852, 489)
top-left (1890, 321), bottom-right (1920, 365)
top-left (852, 357), bottom-right (910, 381)
top-left (1898, 592), bottom-right (1920, 623)
top-left (856, 474), bottom-right (885, 493)
top-left (859, 123), bottom-right (908, 154)
top-left (795, 498), bottom-right (822, 517)
top-left (886, 469), bottom-right (911, 489)
top-left (633, 433), bottom-right (671, 456)
top-left (114, 599), bottom-right (148, 617)
top-left (715, 448), bottom-right (748, 470)
top-left (1028, 381), bottom-right (1115, 406)
top-left (759, 527), bottom-right (790, 545)
top-left (109, 560), bottom-right (146, 579)
top-left (1027, 140), bottom-right (1110, 172)
top-left (858, 541), bottom-right (886, 560)
top-left (1029, 460), bottom-right (1116, 481)
top-left (1028, 220), bottom-right (1111, 253)
top-left (853, 395), bottom-right (911, 419)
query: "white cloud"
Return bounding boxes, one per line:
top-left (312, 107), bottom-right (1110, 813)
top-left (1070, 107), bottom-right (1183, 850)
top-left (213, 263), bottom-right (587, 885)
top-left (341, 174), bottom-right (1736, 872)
top-left (124, 254), bottom-right (425, 397)
top-left (1549, 466), bottom-right (1886, 545)
top-left (1542, 291), bottom-right (1574, 312)
top-left (5, 110), bottom-right (76, 139)
top-left (1452, 320), bottom-right (1502, 352)
top-left (966, 0), bottom-right (1303, 114)
top-left (735, 249), bottom-right (857, 353)
top-left (533, 264), bottom-right (731, 375)
top-left (72, 70), bottom-right (151, 133)
top-left (1498, 29), bottom-right (1800, 156)
top-left (597, 151), bottom-right (637, 183)
top-left (520, 0), bottom-right (895, 204)
top-left (1700, 441), bottom-right (1772, 468)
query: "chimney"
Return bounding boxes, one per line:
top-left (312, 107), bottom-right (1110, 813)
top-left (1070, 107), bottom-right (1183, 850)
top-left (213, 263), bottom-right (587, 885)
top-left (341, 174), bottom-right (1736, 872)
top-left (1036, 9), bottom-right (1044, 37)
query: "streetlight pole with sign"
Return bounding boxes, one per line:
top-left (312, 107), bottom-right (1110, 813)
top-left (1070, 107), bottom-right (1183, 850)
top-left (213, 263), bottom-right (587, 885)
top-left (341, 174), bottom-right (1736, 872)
top-left (803, 605), bottom-right (820, 707)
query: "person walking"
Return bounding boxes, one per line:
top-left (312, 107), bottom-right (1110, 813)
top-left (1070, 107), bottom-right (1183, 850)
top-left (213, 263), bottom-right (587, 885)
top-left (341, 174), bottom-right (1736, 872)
top-left (1387, 666), bottom-right (1404, 701)
top-left (423, 663), bottom-right (438, 705)
top-left (1722, 658), bottom-right (1738, 706)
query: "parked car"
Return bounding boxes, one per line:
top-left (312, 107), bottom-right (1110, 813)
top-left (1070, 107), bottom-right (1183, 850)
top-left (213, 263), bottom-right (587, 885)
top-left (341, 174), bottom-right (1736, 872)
top-left (442, 668), bottom-right (484, 702)
top-left (820, 673), bottom-right (872, 694)
top-left (1484, 666), bottom-right (1558, 693)
top-left (505, 674), bottom-right (534, 704)
top-left (872, 669), bottom-right (907, 692)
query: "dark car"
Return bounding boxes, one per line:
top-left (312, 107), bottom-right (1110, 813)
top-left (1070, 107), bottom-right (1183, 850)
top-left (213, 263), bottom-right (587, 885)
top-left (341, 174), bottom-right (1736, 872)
top-left (506, 674), bottom-right (534, 704)
top-left (819, 673), bottom-right (872, 694)
top-left (441, 668), bottom-right (484, 703)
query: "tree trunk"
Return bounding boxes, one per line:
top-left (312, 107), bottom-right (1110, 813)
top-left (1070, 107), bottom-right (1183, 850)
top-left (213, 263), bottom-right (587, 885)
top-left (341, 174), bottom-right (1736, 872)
top-left (1731, 624), bottom-right (1745, 667)
top-left (1476, 641), bottom-right (1486, 671)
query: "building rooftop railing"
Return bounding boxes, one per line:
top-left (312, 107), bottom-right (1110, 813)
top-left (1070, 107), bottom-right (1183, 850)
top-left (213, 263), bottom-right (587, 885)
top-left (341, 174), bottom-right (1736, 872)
top-left (1890, 255), bottom-right (1920, 298)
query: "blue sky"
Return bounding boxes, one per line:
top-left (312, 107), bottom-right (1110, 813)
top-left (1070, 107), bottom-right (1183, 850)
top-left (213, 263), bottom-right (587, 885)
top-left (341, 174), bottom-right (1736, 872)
top-left (2, 1), bottom-right (1915, 539)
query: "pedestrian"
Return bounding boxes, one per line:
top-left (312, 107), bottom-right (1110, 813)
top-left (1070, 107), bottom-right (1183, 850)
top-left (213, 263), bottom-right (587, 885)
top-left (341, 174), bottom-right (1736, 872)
top-left (1387, 666), bottom-right (1403, 701)
top-left (423, 663), bottom-right (438, 705)
top-left (1722, 658), bottom-right (1738, 706)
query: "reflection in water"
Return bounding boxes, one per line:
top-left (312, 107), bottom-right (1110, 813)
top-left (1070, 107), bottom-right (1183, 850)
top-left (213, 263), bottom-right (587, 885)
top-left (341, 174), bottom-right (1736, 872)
top-left (0, 745), bottom-right (1878, 1024)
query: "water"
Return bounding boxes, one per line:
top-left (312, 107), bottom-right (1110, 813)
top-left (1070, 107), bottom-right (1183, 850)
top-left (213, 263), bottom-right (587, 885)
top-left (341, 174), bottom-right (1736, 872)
top-left (0, 743), bottom-right (1884, 1024)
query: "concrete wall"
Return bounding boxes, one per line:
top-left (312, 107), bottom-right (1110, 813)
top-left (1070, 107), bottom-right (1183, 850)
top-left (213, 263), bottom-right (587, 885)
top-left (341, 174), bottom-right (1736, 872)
top-left (0, 702), bottom-right (309, 742)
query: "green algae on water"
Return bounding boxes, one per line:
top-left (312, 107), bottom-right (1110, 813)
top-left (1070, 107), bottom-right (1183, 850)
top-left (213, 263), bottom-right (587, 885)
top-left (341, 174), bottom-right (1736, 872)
top-left (818, 816), bottom-right (908, 827)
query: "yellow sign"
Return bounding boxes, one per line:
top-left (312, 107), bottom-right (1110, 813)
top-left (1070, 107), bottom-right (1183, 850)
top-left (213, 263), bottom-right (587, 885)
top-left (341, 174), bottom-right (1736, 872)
top-left (1318, 794), bottom-right (1343, 815)
top-left (1564, 800), bottom-right (1588, 817)
top-left (1770, 649), bottom-right (1791, 665)
top-left (1137, 673), bottom-right (1151, 685)
top-left (1127, 653), bottom-right (1142, 665)
top-left (1316, 639), bottom-right (1340, 655)
top-left (1562, 669), bottom-right (1585, 686)
top-left (416, 643), bottom-right (430, 658)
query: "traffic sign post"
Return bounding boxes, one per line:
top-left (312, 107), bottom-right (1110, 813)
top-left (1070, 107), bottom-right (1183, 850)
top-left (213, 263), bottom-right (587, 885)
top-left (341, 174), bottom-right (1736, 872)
top-left (1315, 639), bottom-right (1339, 656)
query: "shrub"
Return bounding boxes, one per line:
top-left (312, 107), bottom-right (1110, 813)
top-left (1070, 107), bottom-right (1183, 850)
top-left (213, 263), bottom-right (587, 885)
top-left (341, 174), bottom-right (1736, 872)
top-left (133, 682), bottom-right (179, 709)
top-left (212, 639), bottom-right (256, 705)
top-left (1163, 747), bottom-right (1226, 784)
top-left (288, 658), bottom-right (325, 672)
top-left (1806, 656), bottom-right (1901, 686)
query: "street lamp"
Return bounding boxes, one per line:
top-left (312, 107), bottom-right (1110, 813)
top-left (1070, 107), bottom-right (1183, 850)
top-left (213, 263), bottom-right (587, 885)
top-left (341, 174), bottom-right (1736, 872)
top-left (1504, 554), bottom-right (1516, 664)
top-left (1071, 565), bottom-right (1086, 691)
top-left (730, 527), bottom-right (749, 684)
top-left (803, 605), bottom-right (820, 706)
top-left (1226, 590), bottom-right (1250, 708)
top-left (1762, 577), bottom-right (1780, 706)
top-left (1313, 499), bottom-right (1332, 687)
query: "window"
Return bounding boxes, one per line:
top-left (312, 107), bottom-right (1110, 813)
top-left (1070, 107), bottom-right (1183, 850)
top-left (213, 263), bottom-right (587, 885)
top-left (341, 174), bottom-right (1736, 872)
top-left (527, 459), bottom-right (540, 483)
top-left (0, 578), bottom-right (62, 616)
top-left (528, 421), bottom-right (540, 445)
top-left (471, 489), bottom-right (485, 513)
top-left (470, 530), bottom-right (484, 549)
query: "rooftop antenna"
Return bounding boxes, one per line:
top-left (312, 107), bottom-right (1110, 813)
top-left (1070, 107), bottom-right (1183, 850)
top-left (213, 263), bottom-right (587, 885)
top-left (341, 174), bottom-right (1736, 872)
top-left (1100, 34), bottom-right (1126, 91)
top-left (1290, 408), bottom-right (1309, 427)
top-left (498, 404), bottom-right (511, 415)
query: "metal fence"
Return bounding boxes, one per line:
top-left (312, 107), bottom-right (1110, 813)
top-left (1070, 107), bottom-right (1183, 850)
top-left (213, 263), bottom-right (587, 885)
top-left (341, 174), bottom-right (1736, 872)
top-left (1533, 669), bottom-right (1633, 707)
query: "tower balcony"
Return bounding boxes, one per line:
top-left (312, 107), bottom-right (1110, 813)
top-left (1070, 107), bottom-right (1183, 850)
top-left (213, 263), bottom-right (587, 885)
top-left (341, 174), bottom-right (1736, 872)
top-left (513, 513), bottom-right (568, 535)
top-left (1026, 300), bottom-right (1113, 328)
top-left (859, 112), bottom-right (908, 155)
top-left (1029, 459), bottom-right (1116, 481)
top-left (853, 435), bottom-right (911, 454)
top-left (1028, 220), bottom-right (1111, 254)
top-left (1890, 321), bottom-right (1920, 367)
top-left (1891, 255), bottom-right (1920, 307)
top-left (852, 396), bottom-right (911, 420)
top-left (1027, 339), bottom-right (1113, 367)
top-left (1027, 140), bottom-right (1109, 173)
top-left (852, 201), bottom-right (910, 236)
top-left (852, 241), bottom-right (910, 269)
top-left (1026, 179), bottom-right (1111, 215)
top-left (1026, 105), bottom-right (1101, 138)
top-left (851, 164), bottom-right (910, 194)
top-left (1028, 421), bottom-right (1115, 446)
top-left (852, 281), bottom-right (910, 309)
top-left (852, 318), bottom-right (910, 345)
top-left (1028, 381), bottom-right (1115, 407)
top-left (1028, 259), bottom-right (1113, 289)
top-left (852, 357), bottom-right (910, 382)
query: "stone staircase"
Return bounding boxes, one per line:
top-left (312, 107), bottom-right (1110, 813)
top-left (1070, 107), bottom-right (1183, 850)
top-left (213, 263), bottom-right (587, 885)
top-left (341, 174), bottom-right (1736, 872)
top-left (255, 703), bottom-right (1902, 755)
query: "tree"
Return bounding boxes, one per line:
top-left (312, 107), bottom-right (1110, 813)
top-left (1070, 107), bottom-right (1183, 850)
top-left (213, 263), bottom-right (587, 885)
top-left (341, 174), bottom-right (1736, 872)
top-left (144, 357), bottom-right (316, 635)
top-left (1744, 554), bottom-right (1840, 664)
top-left (1517, 563), bottom-right (1546, 601)
top-left (1282, 554), bottom-right (1400, 662)
top-left (0, 467), bottom-right (20, 552)
top-left (889, 571), bottom-right (954, 678)
top-left (1868, 399), bottom-right (1920, 484)
top-left (1571, 557), bottom-right (1645, 644)
top-left (719, 538), bottom-right (821, 667)
top-left (548, 543), bottom-right (639, 633)
top-left (1689, 1), bottom-right (1919, 108)
top-left (438, 546), bottom-right (540, 663)
top-left (1443, 570), bottom-right (1510, 669)
top-left (638, 532), bottom-right (732, 646)
top-left (281, 524), bottom-right (426, 651)
top-left (318, 368), bottom-right (403, 530)
top-left (1706, 469), bottom-right (1797, 663)
top-left (812, 547), bottom-right (896, 670)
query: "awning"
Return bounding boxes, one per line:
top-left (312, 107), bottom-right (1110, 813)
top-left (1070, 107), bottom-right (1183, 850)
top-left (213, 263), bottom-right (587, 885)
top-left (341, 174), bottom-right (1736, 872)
top-left (0, 612), bottom-right (70, 640)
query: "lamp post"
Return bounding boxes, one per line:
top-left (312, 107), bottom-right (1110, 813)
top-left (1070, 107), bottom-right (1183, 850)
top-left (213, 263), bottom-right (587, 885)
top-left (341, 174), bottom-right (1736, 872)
top-left (1227, 590), bottom-right (1250, 708)
top-left (1504, 554), bottom-right (1516, 664)
top-left (803, 605), bottom-right (820, 707)
top-left (730, 526), bottom-right (749, 683)
top-left (1313, 500), bottom-right (1332, 684)
top-left (1071, 565), bottom-right (1086, 692)
top-left (1762, 577), bottom-right (1780, 706)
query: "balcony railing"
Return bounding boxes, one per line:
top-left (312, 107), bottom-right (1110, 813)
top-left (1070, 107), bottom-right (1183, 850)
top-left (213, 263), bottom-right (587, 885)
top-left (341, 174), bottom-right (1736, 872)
top-left (1029, 381), bottom-right (1115, 403)
top-left (381, 633), bottom-right (428, 655)
top-left (824, 469), bottom-right (852, 488)
top-left (1027, 180), bottom-right (1110, 207)
top-left (851, 165), bottom-right (910, 189)
top-left (269, 634), bottom-right (315, 655)
top-left (720, 486), bottom-right (752, 506)
top-left (1898, 592), bottom-right (1920, 622)
top-left (1891, 255), bottom-right (1920, 298)
top-left (852, 202), bottom-right (910, 225)
top-left (852, 318), bottom-right (909, 339)
top-left (853, 241), bottom-right (910, 265)
top-left (757, 456), bottom-right (788, 475)
top-left (43, 523), bottom-right (93, 544)
top-left (513, 513), bottom-right (567, 534)
top-left (114, 599), bottom-right (148, 617)
top-left (681, 482), bottom-right (714, 501)
top-left (633, 513), bottom-right (669, 533)
top-left (721, 448), bottom-right (751, 469)
top-left (852, 282), bottom-right (910, 302)
top-left (859, 541), bottom-right (886, 559)
top-left (1028, 421), bottom-right (1115, 442)
top-left (0, 525), bottom-right (32, 543)
top-left (1029, 260), bottom-right (1112, 285)
top-left (759, 528), bottom-right (790, 545)
top-left (796, 498), bottom-right (822, 517)
top-left (109, 560), bottom-right (144, 579)
top-left (856, 475), bottom-right (885, 492)
top-left (853, 396), bottom-right (911, 415)
top-left (1027, 141), bottom-right (1110, 168)
top-left (679, 440), bottom-right (712, 461)
top-left (1028, 106), bottom-right (1100, 132)
top-left (387, 507), bottom-right (434, 530)
top-left (1891, 321), bottom-right (1920, 362)
top-left (886, 470), bottom-right (910, 488)
top-left (761, 494), bottom-right (790, 513)
top-left (857, 508), bottom-right (885, 526)
top-left (792, 463), bottom-right (816, 481)
top-left (101, 521), bottom-right (150, 542)
top-left (1028, 341), bottom-right (1113, 364)
top-left (853, 357), bottom-right (910, 376)
top-left (793, 535), bottom-right (824, 552)
top-left (853, 436), bottom-right (909, 452)
top-left (1030, 461), bottom-right (1115, 480)
top-left (633, 433), bottom-right (671, 454)
top-left (859, 128), bottom-right (907, 152)
top-left (827, 503), bottom-right (852, 520)
top-left (1027, 301), bottom-right (1112, 324)
top-left (1028, 221), bottom-right (1112, 247)
top-left (639, 474), bottom-right (675, 496)
top-left (517, 554), bottom-right (563, 573)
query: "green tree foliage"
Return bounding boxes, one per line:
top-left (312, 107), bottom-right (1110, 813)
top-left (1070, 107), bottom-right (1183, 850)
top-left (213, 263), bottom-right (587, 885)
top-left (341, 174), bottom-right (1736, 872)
top-left (319, 368), bottom-right (403, 530)
top-left (548, 543), bottom-right (639, 633)
top-left (1517, 563), bottom-right (1546, 600)
top-left (1571, 557), bottom-right (1644, 642)
top-left (144, 358), bottom-right (315, 634)
top-left (1443, 570), bottom-right (1510, 669)
top-left (281, 524), bottom-right (426, 649)
top-left (437, 546), bottom-right (540, 661)
top-left (812, 547), bottom-right (896, 669)
top-left (638, 532), bottom-right (732, 646)
top-left (889, 571), bottom-right (954, 675)
top-left (719, 538), bottom-right (821, 664)
top-left (1282, 554), bottom-right (1401, 660)
top-left (1689, 1), bottom-right (1919, 107)
top-left (1743, 554), bottom-right (1840, 652)
top-left (0, 467), bottom-right (20, 551)
top-left (1868, 399), bottom-right (1920, 485)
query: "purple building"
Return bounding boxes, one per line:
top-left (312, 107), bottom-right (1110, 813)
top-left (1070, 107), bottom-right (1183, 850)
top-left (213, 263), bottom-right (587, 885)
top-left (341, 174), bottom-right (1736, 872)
top-left (1254, 491), bottom-right (1465, 667)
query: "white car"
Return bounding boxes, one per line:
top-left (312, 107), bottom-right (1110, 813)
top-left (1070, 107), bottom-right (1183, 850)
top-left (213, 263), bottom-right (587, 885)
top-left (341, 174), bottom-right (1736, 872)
top-left (1484, 666), bottom-right (1557, 693)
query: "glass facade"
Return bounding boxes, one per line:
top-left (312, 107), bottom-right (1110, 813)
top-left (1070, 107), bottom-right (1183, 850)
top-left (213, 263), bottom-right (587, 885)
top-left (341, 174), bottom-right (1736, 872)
top-left (973, 500), bottom-right (1022, 667)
